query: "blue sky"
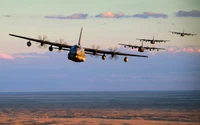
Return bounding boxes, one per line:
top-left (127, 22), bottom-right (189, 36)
top-left (0, 0), bottom-right (200, 92)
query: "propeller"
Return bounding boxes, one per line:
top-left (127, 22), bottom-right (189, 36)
top-left (108, 47), bottom-right (119, 60)
top-left (37, 35), bottom-right (48, 49)
top-left (55, 39), bottom-right (67, 52)
top-left (91, 45), bottom-right (101, 57)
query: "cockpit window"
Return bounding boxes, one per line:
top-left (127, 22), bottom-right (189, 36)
top-left (70, 45), bottom-right (76, 53)
top-left (70, 45), bottom-right (82, 54)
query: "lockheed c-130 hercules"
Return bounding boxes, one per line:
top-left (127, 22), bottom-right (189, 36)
top-left (9, 27), bottom-right (148, 63)
top-left (136, 36), bottom-right (170, 44)
top-left (169, 30), bottom-right (196, 37)
top-left (119, 42), bottom-right (165, 52)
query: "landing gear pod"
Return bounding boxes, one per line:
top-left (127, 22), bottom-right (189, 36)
top-left (27, 41), bottom-right (31, 47)
top-left (49, 45), bottom-right (53, 52)
top-left (102, 55), bottom-right (106, 60)
top-left (124, 57), bottom-right (128, 62)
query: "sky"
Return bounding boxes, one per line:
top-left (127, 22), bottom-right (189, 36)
top-left (0, 0), bottom-right (200, 92)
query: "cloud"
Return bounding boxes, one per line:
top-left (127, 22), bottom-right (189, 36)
top-left (95, 12), bottom-right (129, 18)
top-left (176, 10), bottom-right (200, 17)
top-left (120, 46), bottom-right (200, 55)
top-left (44, 13), bottom-right (88, 19)
top-left (167, 47), bottom-right (200, 53)
top-left (133, 12), bottom-right (168, 19)
top-left (95, 11), bottom-right (168, 19)
top-left (0, 54), bottom-right (14, 60)
top-left (0, 53), bottom-right (48, 60)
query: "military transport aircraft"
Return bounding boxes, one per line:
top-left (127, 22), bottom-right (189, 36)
top-left (169, 30), bottom-right (196, 37)
top-left (136, 36), bottom-right (170, 44)
top-left (119, 42), bottom-right (165, 52)
top-left (9, 27), bottom-right (148, 63)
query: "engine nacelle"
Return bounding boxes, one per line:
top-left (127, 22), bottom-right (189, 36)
top-left (59, 46), bottom-right (62, 50)
top-left (102, 55), bottom-right (106, 60)
top-left (124, 57), bottom-right (128, 62)
top-left (49, 46), bottom-right (53, 52)
top-left (93, 51), bottom-right (97, 56)
top-left (151, 40), bottom-right (155, 44)
top-left (27, 41), bottom-right (31, 47)
top-left (138, 47), bottom-right (144, 52)
top-left (181, 33), bottom-right (184, 37)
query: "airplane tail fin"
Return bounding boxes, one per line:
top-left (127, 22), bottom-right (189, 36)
top-left (183, 29), bottom-right (184, 33)
top-left (78, 27), bottom-right (83, 45)
top-left (153, 35), bottom-right (154, 40)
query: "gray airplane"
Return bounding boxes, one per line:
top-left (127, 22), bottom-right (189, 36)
top-left (169, 30), bottom-right (196, 37)
top-left (9, 27), bottom-right (148, 63)
top-left (119, 42), bottom-right (165, 52)
top-left (136, 36), bottom-right (170, 44)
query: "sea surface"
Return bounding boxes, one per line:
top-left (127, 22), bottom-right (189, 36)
top-left (0, 91), bottom-right (200, 110)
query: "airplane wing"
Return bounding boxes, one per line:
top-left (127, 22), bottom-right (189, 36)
top-left (9, 34), bottom-right (72, 49)
top-left (154, 40), bottom-right (170, 42)
top-left (118, 43), bottom-right (140, 48)
top-left (136, 38), bottom-right (152, 42)
top-left (143, 46), bottom-right (165, 50)
top-left (9, 34), bottom-right (148, 58)
top-left (119, 43), bottom-right (165, 51)
top-left (184, 33), bottom-right (197, 36)
top-left (169, 31), bottom-right (181, 34)
top-left (84, 47), bottom-right (148, 58)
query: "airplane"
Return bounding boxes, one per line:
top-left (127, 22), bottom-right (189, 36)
top-left (119, 42), bottom-right (165, 52)
top-left (9, 27), bottom-right (148, 63)
top-left (169, 30), bottom-right (196, 37)
top-left (136, 36), bottom-right (170, 44)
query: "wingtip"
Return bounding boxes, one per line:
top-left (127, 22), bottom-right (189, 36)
top-left (9, 34), bottom-right (14, 36)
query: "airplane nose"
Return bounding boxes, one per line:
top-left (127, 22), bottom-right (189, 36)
top-left (76, 50), bottom-right (79, 55)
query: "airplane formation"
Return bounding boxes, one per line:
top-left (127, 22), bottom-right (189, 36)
top-left (9, 28), bottom-right (196, 63)
top-left (169, 30), bottom-right (196, 37)
top-left (118, 31), bottom-right (196, 53)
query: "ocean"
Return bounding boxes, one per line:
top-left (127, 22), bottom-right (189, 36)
top-left (0, 91), bottom-right (200, 110)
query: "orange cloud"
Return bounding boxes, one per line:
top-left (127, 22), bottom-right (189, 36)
top-left (0, 53), bottom-right (47, 60)
top-left (167, 47), bottom-right (200, 53)
top-left (0, 54), bottom-right (14, 60)
top-left (96, 12), bottom-right (126, 18)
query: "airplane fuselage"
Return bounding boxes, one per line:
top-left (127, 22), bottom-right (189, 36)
top-left (151, 40), bottom-right (155, 44)
top-left (138, 46), bottom-right (144, 52)
top-left (68, 45), bottom-right (86, 62)
top-left (181, 33), bottom-right (184, 37)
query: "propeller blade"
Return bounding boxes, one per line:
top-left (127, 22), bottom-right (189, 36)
top-left (38, 35), bottom-right (42, 40)
top-left (114, 55), bottom-right (119, 60)
top-left (92, 44), bottom-right (95, 49)
top-left (96, 45), bottom-right (100, 50)
top-left (91, 45), bottom-right (101, 57)
top-left (114, 47), bottom-right (118, 51)
top-left (57, 50), bottom-right (62, 53)
top-left (62, 42), bottom-right (67, 45)
top-left (43, 44), bottom-right (48, 49)
top-left (43, 35), bottom-right (47, 40)
top-left (59, 39), bottom-right (64, 43)
top-left (108, 47), bottom-right (113, 51)
top-left (109, 56), bottom-right (113, 60)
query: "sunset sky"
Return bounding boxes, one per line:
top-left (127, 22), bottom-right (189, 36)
top-left (0, 0), bottom-right (200, 92)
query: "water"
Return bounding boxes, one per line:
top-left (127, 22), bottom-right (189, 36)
top-left (0, 91), bottom-right (199, 110)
